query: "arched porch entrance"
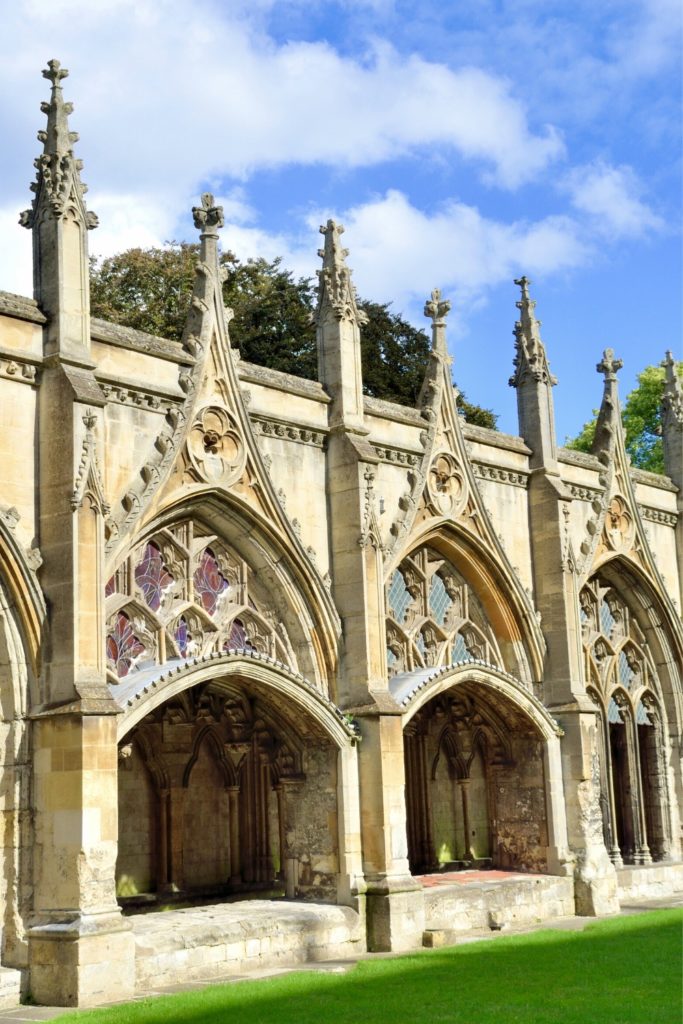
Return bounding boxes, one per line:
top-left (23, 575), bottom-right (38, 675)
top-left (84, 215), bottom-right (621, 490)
top-left (395, 665), bottom-right (569, 877)
top-left (113, 653), bottom-right (361, 907)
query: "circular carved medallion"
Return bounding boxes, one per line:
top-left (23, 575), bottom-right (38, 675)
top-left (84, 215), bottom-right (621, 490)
top-left (188, 406), bottom-right (244, 485)
top-left (427, 453), bottom-right (467, 516)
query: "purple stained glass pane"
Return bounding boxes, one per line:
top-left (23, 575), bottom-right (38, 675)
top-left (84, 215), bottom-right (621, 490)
top-left (106, 612), bottom-right (145, 678)
top-left (225, 617), bottom-right (252, 652)
top-left (135, 542), bottom-right (174, 613)
top-left (194, 548), bottom-right (229, 616)
top-left (105, 574), bottom-right (117, 597)
top-left (175, 616), bottom-right (191, 657)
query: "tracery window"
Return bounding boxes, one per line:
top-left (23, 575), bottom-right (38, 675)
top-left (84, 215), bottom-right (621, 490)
top-left (385, 547), bottom-right (501, 678)
top-left (581, 577), bottom-right (670, 864)
top-left (105, 521), bottom-right (296, 681)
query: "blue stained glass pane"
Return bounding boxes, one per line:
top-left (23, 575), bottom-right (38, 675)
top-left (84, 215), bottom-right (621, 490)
top-left (452, 632), bottom-right (474, 664)
top-left (600, 600), bottom-right (616, 636)
top-left (107, 612), bottom-right (145, 678)
top-left (636, 701), bottom-right (652, 726)
top-left (429, 574), bottom-right (452, 625)
top-left (194, 548), bottom-right (229, 616)
top-left (135, 542), bottom-right (174, 613)
top-left (608, 698), bottom-right (622, 724)
top-left (388, 570), bottom-right (412, 623)
top-left (415, 631), bottom-right (426, 657)
top-left (618, 651), bottom-right (636, 689)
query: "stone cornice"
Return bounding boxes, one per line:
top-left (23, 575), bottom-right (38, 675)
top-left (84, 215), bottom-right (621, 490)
top-left (630, 467), bottom-right (677, 492)
top-left (236, 360), bottom-right (331, 403)
top-left (557, 447), bottom-right (603, 471)
top-left (0, 291), bottom-right (46, 324)
top-left (91, 318), bottom-right (190, 365)
top-left (472, 461), bottom-right (529, 488)
top-left (363, 395), bottom-right (424, 425)
top-left (462, 422), bottom-right (532, 455)
top-left (0, 353), bottom-right (40, 385)
top-left (372, 444), bottom-right (422, 468)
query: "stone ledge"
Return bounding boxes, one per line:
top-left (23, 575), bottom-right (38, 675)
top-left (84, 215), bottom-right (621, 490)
top-left (237, 360), bottom-right (330, 402)
top-left (91, 319), bottom-right (190, 364)
top-left (0, 291), bottom-right (46, 324)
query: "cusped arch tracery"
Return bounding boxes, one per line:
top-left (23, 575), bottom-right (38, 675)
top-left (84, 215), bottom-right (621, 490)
top-left (106, 518), bottom-right (298, 684)
top-left (385, 546), bottom-right (503, 678)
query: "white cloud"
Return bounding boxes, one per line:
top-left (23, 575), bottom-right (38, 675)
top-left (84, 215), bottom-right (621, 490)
top-left (564, 161), bottom-right (664, 239)
top-left (0, 0), bottom-right (562, 197)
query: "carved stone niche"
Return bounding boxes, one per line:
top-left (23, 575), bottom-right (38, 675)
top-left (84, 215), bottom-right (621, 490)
top-left (427, 452), bottom-right (467, 518)
top-left (188, 405), bottom-right (245, 485)
top-left (604, 495), bottom-right (634, 553)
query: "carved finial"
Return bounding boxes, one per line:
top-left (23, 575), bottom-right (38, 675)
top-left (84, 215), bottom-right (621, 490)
top-left (314, 219), bottom-right (367, 325)
top-left (509, 276), bottom-right (556, 388)
top-left (20, 60), bottom-right (97, 230)
top-left (661, 350), bottom-right (683, 429)
top-left (597, 348), bottom-right (623, 382)
top-left (192, 193), bottom-right (224, 234)
top-left (424, 289), bottom-right (451, 327)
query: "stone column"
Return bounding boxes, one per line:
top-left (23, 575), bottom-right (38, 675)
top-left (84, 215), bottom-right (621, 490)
top-left (22, 61), bottom-right (134, 1006)
top-left (510, 284), bottom-right (618, 914)
top-left (315, 222), bottom-right (423, 951)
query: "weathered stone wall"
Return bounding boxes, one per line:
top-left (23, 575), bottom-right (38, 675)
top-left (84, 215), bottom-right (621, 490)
top-left (284, 742), bottom-right (339, 901)
top-left (494, 735), bottom-right (549, 872)
top-left (117, 744), bottom-right (156, 897)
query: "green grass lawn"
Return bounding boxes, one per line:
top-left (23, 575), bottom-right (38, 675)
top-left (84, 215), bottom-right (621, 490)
top-left (61, 909), bottom-right (682, 1024)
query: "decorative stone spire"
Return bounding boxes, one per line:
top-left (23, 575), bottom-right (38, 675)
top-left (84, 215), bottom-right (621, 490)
top-left (593, 348), bottom-right (623, 463)
top-left (20, 60), bottom-right (97, 230)
top-left (508, 277), bottom-right (558, 468)
top-left (509, 277), bottom-right (556, 388)
top-left (192, 192), bottom-right (224, 267)
top-left (661, 350), bottom-right (683, 488)
top-left (314, 220), bottom-right (367, 326)
top-left (424, 288), bottom-right (451, 357)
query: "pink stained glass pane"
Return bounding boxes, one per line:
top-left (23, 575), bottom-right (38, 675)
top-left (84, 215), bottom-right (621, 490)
top-left (135, 542), bottom-right (174, 613)
top-left (225, 617), bottom-right (252, 652)
top-left (175, 616), bottom-right (191, 658)
top-left (107, 612), bottom-right (146, 678)
top-left (194, 548), bottom-right (229, 616)
top-left (105, 575), bottom-right (117, 597)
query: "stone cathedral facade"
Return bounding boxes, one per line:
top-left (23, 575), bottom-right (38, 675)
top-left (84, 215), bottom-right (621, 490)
top-left (0, 61), bottom-right (680, 1007)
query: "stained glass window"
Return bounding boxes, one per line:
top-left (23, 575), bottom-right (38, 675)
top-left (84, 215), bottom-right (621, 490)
top-left (194, 547), bottom-right (229, 616)
top-left (225, 617), bottom-right (252, 652)
top-left (600, 599), bottom-right (616, 637)
top-left (618, 650), bottom-right (637, 689)
top-left (388, 570), bottom-right (412, 623)
top-left (175, 616), bottom-right (191, 658)
top-left (452, 632), bottom-right (474, 664)
top-left (105, 575), bottom-right (117, 597)
top-left (607, 697), bottom-right (622, 724)
top-left (107, 612), bottom-right (146, 677)
top-left (429, 574), bottom-right (452, 625)
top-left (135, 542), bottom-right (174, 613)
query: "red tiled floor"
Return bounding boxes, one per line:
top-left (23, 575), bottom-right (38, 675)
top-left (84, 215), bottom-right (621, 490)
top-left (417, 869), bottom-right (531, 887)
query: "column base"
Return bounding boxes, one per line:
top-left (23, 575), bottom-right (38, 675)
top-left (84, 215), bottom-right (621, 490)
top-left (29, 910), bottom-right (135, 1007)
top-left (365, 874), bottom-right (425, 953)
top-left (573, 847), bottom-right (620, 916)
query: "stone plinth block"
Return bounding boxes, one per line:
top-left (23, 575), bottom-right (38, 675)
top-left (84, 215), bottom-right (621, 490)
top-left (29, 910), bottom-right (134, 1007)
top-left (365, 874), bottom-right (425, 953)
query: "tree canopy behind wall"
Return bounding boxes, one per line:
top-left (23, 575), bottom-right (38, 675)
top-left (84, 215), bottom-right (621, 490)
top-left (90, 242), bottom-right (497, 428)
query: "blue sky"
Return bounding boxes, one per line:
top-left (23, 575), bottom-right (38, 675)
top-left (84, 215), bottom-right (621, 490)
top-left (0, 0), bottom-right (680, 439)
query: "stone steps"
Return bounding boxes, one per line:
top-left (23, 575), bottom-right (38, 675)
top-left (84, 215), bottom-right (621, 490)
top-left (131, 899), bottom-right (364, 991)
top-left (0, 966), bottom-right (22, 1010)
top-left (423, 872), bottom-right (575, 934)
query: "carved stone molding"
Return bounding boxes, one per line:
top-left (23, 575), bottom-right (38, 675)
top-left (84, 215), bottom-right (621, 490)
top-left (567, 483), bottom-right (603, 502)
top-left (99, 382), bottom-right (177, 411)
top-left (251, 416), bottom-right (326, 449)
top-left (0, 357), bottom-right (39, 384)
top-left (426, 452), bottom-right (467, 517)
top-left (639, 506), bottom-right (678, 528)
top-left (472, 462), bottom-right (528, 489)
top-left (372, 445), bottom-right (421, 468)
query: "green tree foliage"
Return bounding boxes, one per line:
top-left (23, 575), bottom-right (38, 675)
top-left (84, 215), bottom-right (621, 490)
top-left (90, 242), bottom-right (496, 427)
top-left (565, 361), bottom-right (683, 474)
